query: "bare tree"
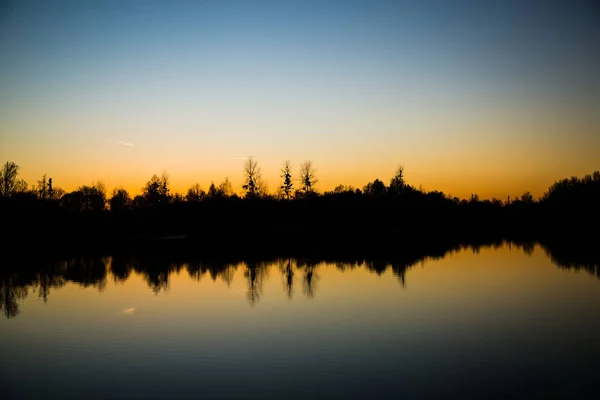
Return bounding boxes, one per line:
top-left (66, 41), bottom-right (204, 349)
top-left (50, 186), bottom-right (65, 201)
top-left (33, 174), bottom-right (51, 200)
top-left (280, 160), bottom-right (293, 199)
top-left (242, 157), bottom-right (264, 199)
top-left (37, 176), bottom-right (64, 201)
top-left (218, 177), bottom-right (234, 198)
top-left (0, 161), bottom-right (28, 197)
top-left (299, 160), bottom-right (318, 195)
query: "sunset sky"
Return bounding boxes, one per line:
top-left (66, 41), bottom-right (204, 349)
top-left (0, 0), bottom-right (598, 199)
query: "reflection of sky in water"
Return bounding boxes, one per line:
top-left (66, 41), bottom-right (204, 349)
top-left (1, 243), bottom-right (599, 399)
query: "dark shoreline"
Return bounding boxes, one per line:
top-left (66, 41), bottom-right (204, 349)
top-left (2, 167), bottom-right (598, 263)
top-left (4, 227), bottom-right (598, 269)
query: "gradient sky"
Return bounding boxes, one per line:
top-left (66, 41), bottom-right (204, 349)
top-left (0, 0), bottom-right (598, 199)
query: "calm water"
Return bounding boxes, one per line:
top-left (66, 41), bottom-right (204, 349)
top-left (1, 242), bottom-right (600, 399)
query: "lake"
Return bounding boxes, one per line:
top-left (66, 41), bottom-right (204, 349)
top-left (1, 241), bottom-right (599, 399)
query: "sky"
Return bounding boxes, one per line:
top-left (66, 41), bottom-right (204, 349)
top-left (0, 0), bottom-right (598, 199)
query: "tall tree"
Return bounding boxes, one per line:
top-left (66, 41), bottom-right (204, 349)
top-left (48, 178), bottom-right (54, 200)
top-left (242, 157), bottom-right (263, 199)
top-left (37, 176), bottom-right (64, 201)
top-left (280, 160), bottom-right (293, 199)
top-left (299, 160), bottom-right (318, 195)
top-left (33, 174), bottom-right (50, 200)
top-left (0, 161), bottom-right (28, 197)
top-left (389, 164), bottom-right (405, 195)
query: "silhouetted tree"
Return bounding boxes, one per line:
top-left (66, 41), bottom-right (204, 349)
top-left (61, 182), bottom-right (106, 212)
top-left (363, 179), bottom-right (387, 197)
top-left (0, 161), bottom-right (28, 198)
top-left (280, 160), bottom-right (293, 200)
top-left (172, 193), bottom-right (185, 203)
top-left (142, 172), bottom-right (170, 207)
top-left (206, 182), bottom-right (219, 199)
top-left (186, 183), bottom-right (205, 202)
top-left (109, 187), bottom-right (131, 211)
top-left (80, 182), bottom-right (107, 211)
top-left (206, 178), bottom-right (235, 200)
top-left (3, 156), bottom-right (600, 252)
top-left (33, 174), bottom-right (50, 200)
top-left (332, 185), bottom-right (348, 194)
top-left (132, 195), bottom-right (145, 209)
top-left (541, 171), bottom-right (600, 208)
top-left (242, 157), bottom-right (264, 199)
top-left (299, 160), bottom-right (317, 195)
top-left (520, 191), bottom-right (534, 203)
top-left (60, 190), bottom-right (83, 212)
top-left (218, 177), bottom-right (234, 198)
top-left (48, 181), bottom-right (65, 201)
top-left (490, 197), bottom-right (503, 207)
top-left (389, 164), bottom-right (405, 195)
top-left (48, 177), bottom-right (53, 200)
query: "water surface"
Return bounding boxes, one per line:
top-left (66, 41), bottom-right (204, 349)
top-left (1, 242), bottom-right (599, 399)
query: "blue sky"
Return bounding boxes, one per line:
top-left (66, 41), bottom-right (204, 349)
top-left (0, 0), bottom-right (598, 197)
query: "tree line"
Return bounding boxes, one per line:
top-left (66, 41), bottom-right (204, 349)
top-left (1, 158), bottom-right (599, 248)
top-left (2, 159), bottom-right (598, 212)
top-left (0, 157), bottom-right (321, 210)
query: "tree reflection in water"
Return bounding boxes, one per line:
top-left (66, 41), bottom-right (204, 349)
top-left (1, 239), bottom-right (599, 318)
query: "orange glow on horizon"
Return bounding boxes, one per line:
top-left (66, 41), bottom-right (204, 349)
top-left (6, 155), bottom-right (597, 201)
